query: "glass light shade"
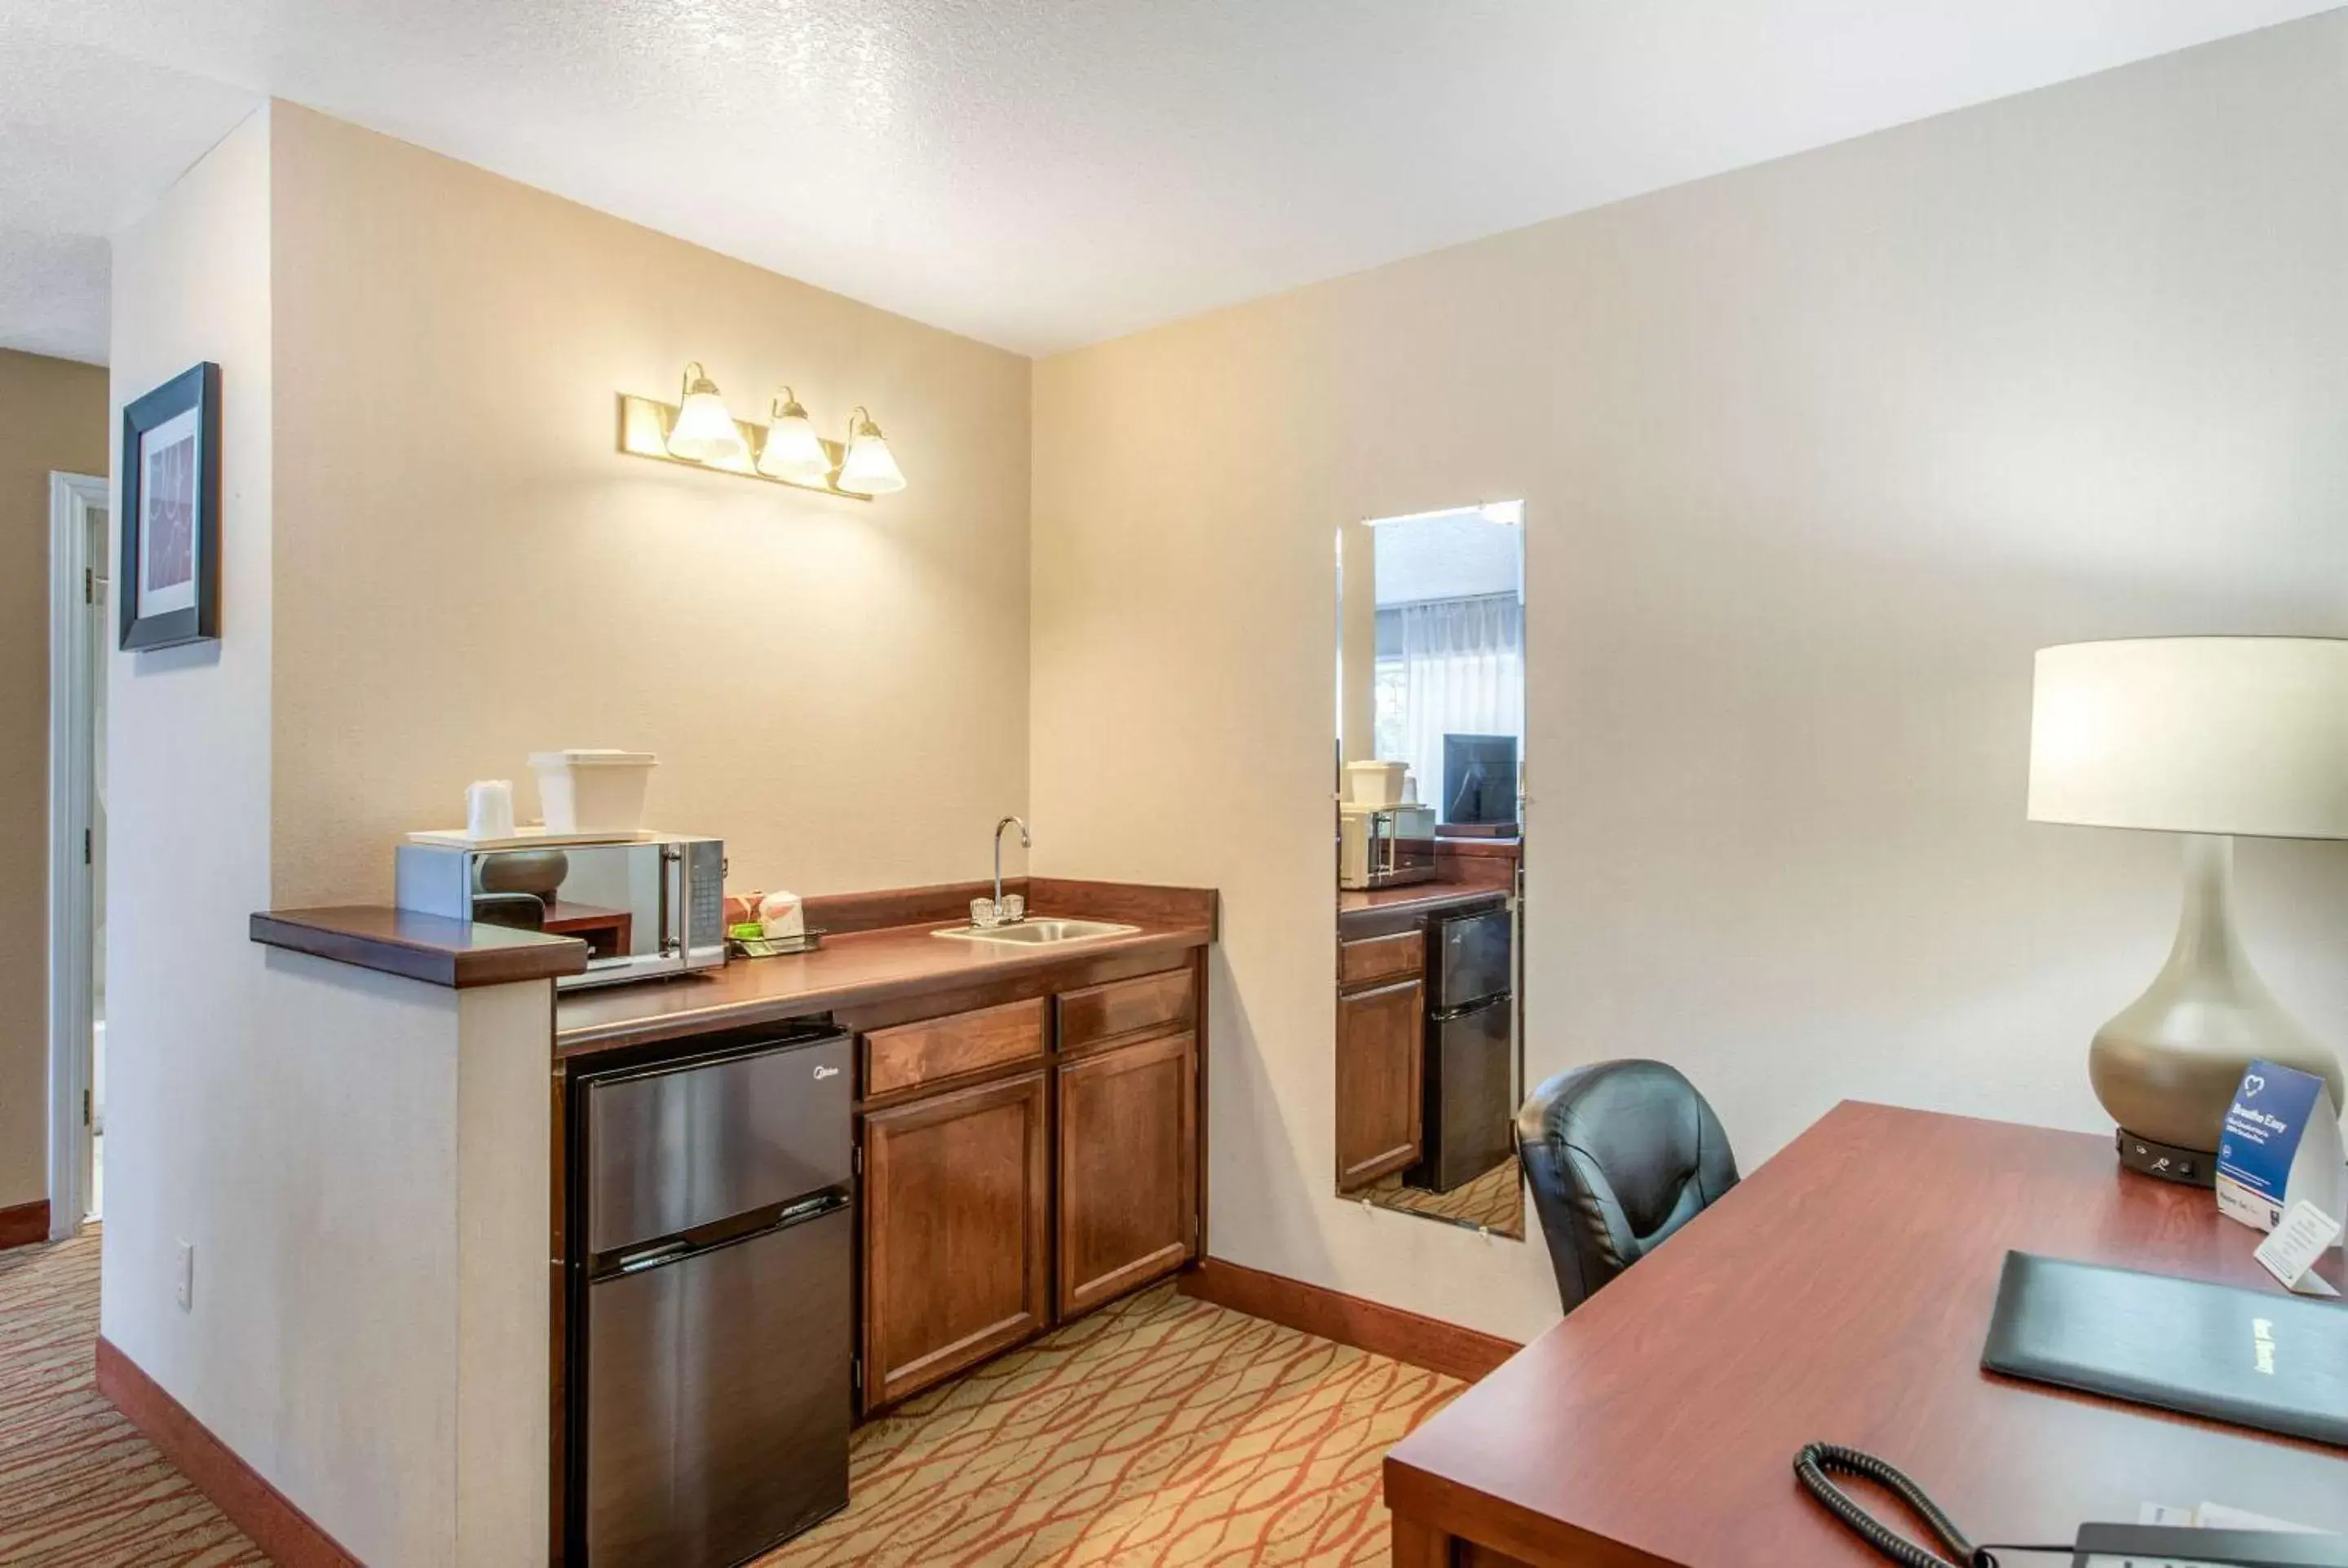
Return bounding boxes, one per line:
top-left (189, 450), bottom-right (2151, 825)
top-left (838, 418), bottom-right (906, 495)
top-left (758, 407), bottom-right (832, 484)
top-left (666, 369), bottom-right (745, 464)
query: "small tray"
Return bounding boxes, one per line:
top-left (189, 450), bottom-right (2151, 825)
top-left (728, 928), bottom-right (826, 960)
top-left (407, 826), bottom-right (661, 850)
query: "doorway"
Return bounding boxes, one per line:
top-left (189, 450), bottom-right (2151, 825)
top-left (48, 470), bottom-right (107, 1236)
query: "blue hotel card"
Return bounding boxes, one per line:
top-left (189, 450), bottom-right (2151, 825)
top-left (2215, 1059), bottom-right (2344, 1243)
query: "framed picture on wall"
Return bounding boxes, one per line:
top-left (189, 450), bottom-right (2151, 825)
top-left (119, 361), bottom-right (222, 651)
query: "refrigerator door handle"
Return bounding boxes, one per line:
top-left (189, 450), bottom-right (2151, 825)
top-left (613, 1238), bottom-right (695, 1275)
top-left (1430, 993), bottom-right (1512, 1025)
top-left (776, 1190), bottom-right (850, 1226)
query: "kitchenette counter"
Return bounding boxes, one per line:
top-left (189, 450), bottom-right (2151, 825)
top-left (538, 872), bottom-right (1218, 1548)
top-left (251, 903), bottom-right (590, 987)
top-left (1337, 878), bottom-right (1508, 934)
top-left (555, 877), bottom-right (1216, 1056)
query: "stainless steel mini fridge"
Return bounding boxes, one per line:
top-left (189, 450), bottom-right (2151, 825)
top-left (1408, 906), bottom-right (1516, 1194)
top-left (568, 1027), bottom-right (853, 1566)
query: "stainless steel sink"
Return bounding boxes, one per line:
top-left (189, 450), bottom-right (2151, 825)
top-left (932, 917), bottom-right (1141, 946)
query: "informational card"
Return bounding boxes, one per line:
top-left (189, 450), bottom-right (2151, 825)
top-left (2253, 1199), bottom-right (2345, 1297)
top-left (2214, 1060), bottom-right (2345, 1243)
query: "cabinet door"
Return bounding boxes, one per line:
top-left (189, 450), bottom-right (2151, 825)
top-left (861, 1070), bottom-right (1049, 1411)
top-left (1057, 1031), bottom-right (1198, 1318)
top-left (1335, 978), bottom-right (1424, 1191)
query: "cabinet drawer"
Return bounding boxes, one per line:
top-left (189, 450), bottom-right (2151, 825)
top-left (1339, 930), bottom-right (1424, 990)
top-left (863, 997), bottom-right (1046, 1097)
top-left (1057, 968), bottom-right (1196, 1055)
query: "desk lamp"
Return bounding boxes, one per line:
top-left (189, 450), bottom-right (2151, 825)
top-left (2028, 637), bottom-right (2348, 1183)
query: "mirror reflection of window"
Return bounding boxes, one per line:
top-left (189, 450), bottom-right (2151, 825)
top-left (1370, 506), bottom-right (1523, 819)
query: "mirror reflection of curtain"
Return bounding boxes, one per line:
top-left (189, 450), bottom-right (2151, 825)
top-left (1379, 594), bottom-right (1523, 813)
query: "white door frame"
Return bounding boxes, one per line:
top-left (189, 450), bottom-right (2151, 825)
top-left (48, 470), bottom-right (107, 1239)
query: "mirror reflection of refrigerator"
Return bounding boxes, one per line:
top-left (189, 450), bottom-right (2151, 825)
top-left (1407, 907), bottom-right (1515, 1193)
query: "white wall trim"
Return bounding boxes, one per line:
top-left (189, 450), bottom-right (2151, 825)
top-left (48, 470), bottom-right (107, 1240)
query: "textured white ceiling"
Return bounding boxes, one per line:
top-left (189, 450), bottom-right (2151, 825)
top-left (3, 1), bottom-right (2337, 365)
top-left (0, 17), bottom-right (258, 362)
top-left (1373, 512), bottom-right (1523, 607)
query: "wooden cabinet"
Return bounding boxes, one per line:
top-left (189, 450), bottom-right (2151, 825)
top-left (864, 996), bottom-right (1045, 1096)
top-left (1057, 1031), bottom-right (1197, 1316)
top-left (860, 1070), bottom-right (1050, 1411)
top-left (1059, 969), bottom-right (1196, 1055)
top-left (851, 959), bottom-right (1209, 1412)
top-left (1335, 975), bottom-right (1424, 1190)
top-left (1339, 929), bottom-right (1424, 989)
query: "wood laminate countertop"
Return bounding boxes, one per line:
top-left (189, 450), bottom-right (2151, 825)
top-left (252, 905), bottom-right (590, 988)
top-left (557, 881), bottom-right (1215, 1057)
top-left (1338, 879), bottom-right (1508, 925)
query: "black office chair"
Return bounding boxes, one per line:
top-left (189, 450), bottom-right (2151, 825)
top-left (1515, 1060), bottom-right (1740, 1315)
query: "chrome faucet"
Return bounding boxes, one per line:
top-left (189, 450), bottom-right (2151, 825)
top-left (993, 815), bottom-right (1030, 925)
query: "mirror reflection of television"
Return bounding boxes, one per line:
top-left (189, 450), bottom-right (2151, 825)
top-left (1442, 734), bottom-right (1519, 828)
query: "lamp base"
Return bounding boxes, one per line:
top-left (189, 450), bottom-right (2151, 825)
top-left (2113, 1127), bottom-right (2214, 1187)
top-left (2088, 835), bottom-right (2346, 1158)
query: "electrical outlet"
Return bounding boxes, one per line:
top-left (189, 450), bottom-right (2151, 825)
top-left (175, 1242), bottom-right (194, 1312)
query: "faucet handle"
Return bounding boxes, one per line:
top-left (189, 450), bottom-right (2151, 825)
top-left (970, 897), bottom-right (1001, 930)
top-left (1000, 894), bottom-right (1025, 925)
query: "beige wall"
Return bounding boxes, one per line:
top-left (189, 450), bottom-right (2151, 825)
top-left (1033, 13), bottom-right (2348, 1341)
top-left (0, 350), bottom-right (110, 1211)
top-left (102, 96), bottom-right (282, 1494)
top-left (100, 100), bottom-right (1039, 1558)
top-left (265, 104), bottom-right (1033, 908)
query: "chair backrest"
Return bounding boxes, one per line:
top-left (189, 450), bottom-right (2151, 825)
top-left (1515, 1060), bottom-right (1740, 1314)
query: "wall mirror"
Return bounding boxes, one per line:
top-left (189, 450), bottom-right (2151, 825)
top-left (1333, 501), bottom-right (1526, 1238)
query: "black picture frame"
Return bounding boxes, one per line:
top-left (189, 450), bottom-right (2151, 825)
top-left (119, 361), bottom-right (222, 651)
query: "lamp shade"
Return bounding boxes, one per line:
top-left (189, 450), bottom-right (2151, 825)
top-left (2028, 637), bottom-right (2348, 840)
top-left (665, 364), bottom-right (745, 464)
top-left (838, 409), bottom-right (906, 495)
top-left (757, 392), bottom-right (832, 484)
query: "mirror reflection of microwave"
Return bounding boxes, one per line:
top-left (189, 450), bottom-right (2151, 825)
top-left (1339, 803), bottom-right (1437, 890)
top-left (396, 833), bottom-right (727, 989)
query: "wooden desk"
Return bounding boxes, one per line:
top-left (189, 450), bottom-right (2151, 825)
top-left (1385, 1102), bottom-right (2348, 1567)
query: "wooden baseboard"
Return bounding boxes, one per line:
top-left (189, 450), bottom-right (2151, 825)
top-left (1178, 1257), bottom-right (1521, 1383)
top-left (0, 1199), bottom-right (49, 1250)
top-left (96, 1336), bottom-right (362, 1567)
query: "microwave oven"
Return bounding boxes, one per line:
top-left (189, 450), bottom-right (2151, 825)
top-left (396, 833), bottom-right (727, 989)
top-left (1339, 803), bottom-right (1437, 890)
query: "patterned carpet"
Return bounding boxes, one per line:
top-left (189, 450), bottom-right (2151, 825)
top-left (761, 1287), bottom-right (1459, 1567)
top-left (0, 1230), bottom-right (264, 1566)
top-left (1360, 1158), bottom-right (1524, 1237)
top-left (1, 1230), bottom-right (1457, 1567)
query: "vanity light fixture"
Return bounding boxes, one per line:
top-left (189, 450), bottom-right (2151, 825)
top-left (755, 387), bottom-right (834, 486)
top-left (617, 375), bottom-right (900, 501)
top-left (837, 406), bottom-right (907, 495)
top-left (664, 363), bottom-right (748, 464)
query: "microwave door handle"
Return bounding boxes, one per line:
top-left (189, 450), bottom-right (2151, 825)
top-left (659, 842), bottom-right (683, 958)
